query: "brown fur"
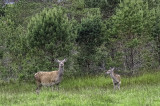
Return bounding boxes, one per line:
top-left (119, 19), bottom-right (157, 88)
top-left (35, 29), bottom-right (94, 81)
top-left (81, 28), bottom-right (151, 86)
top-left (106, 68), bottom-right (121, 90)
top-left (35, 71), bottom-right (60, 86)
top-left (34, 59), bottom-right (66, 94)
top-left (113, 73), bottom-right (121, 84)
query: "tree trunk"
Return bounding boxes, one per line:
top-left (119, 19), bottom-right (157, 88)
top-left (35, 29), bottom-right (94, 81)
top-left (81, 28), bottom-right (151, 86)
top-left (130, 47), bottom-right (134, 70)
top-left (157, 38), bottom-right (160, 65)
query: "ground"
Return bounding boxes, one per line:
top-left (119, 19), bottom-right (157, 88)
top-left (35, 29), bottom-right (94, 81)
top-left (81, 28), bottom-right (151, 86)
top-left (0, 72), bottom-right (160, 106)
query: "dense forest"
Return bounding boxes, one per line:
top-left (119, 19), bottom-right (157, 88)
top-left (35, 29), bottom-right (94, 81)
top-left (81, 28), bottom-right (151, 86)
top-left (0, 0), bottom-right (160, 81)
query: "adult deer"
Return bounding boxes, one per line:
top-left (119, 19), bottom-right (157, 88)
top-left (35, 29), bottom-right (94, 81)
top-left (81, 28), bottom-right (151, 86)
top-left (34, 59), bottom-right (66, 94)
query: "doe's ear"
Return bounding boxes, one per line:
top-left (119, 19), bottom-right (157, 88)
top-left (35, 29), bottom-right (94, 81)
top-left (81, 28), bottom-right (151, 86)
top-left (63, 59), bottom-right (67, 62)
top-left (55, 59), bottom-right (60, 63)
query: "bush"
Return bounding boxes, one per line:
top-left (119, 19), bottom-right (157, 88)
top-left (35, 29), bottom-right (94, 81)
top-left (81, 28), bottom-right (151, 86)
top-left (28, 7), bottom-right (75, 59)
top-left (76, 14), bottom-right (105, 74)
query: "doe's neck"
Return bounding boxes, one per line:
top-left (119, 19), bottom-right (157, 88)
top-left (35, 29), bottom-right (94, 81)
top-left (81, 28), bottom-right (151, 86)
top-left (58, 66), bottom-right (64, 73)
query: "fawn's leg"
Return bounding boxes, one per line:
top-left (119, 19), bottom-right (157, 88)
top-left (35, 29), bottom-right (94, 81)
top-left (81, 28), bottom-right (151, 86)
top-left (113, 83), bottom-right (116, 90)
top-left (118, 83), bottom-right (120, 90)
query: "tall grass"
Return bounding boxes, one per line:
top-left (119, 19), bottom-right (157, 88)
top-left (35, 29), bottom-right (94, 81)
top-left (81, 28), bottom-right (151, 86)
top-left (61, 72), bottom-right (160, 89)
top-left (0, 72), bottom-right (160, 106)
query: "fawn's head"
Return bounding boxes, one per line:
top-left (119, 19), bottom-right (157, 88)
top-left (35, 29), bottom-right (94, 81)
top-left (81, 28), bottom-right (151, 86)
top-left (106, 67), bottom-right (115, 74)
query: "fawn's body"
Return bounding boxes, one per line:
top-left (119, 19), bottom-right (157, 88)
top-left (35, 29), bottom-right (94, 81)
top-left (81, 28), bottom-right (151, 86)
top-left (106, 68), bottom-right (121, 90)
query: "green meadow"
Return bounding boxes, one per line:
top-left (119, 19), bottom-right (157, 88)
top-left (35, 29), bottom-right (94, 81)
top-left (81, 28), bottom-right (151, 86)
top-left (0, 72), bottom-right (160, 106)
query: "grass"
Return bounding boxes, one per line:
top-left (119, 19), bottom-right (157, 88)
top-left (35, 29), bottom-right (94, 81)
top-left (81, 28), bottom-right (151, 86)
top-left (0, 72), bottom-right (160, 106)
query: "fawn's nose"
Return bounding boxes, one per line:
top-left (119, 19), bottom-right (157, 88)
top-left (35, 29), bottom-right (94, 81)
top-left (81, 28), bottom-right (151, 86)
top-left (106, 71), bottom-right (110, 74)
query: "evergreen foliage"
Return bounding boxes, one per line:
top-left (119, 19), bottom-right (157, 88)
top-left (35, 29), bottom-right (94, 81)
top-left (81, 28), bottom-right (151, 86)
top-left (151, 5), bottom-right (160, 65)
top-left (0, 0), bottom-right (160, 80)
top-left (76, 13), bottom-right (105, 74)
top-left (106, 0), bottom-right (156, 71)
top-left (27, 7), bottom-right (75, 58)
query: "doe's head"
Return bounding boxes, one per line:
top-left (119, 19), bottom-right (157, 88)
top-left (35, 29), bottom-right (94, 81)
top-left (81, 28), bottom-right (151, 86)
top-left (106, 67), bottom-right (115, 74)
top-left (55, 59), bottom-right (67, 67)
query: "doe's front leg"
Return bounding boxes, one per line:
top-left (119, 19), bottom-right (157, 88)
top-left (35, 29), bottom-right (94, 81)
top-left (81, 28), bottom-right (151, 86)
top-left (36, 84), bottom-right (42, 94)
top-left (56, 83), bottom-right (59, 90)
